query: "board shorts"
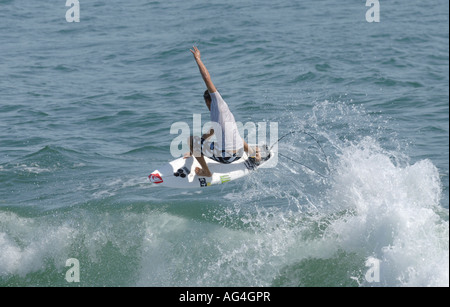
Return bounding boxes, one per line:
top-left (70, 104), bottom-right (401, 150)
top-left (192, 136), bottom-right (242, 164)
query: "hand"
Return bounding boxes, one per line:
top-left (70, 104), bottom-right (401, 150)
top-left (255, 147), bottom-right (261, 162)
top-left (250, 146), bottom-right (261, 162)
top-left (190, 46), bottom-right (201, 60)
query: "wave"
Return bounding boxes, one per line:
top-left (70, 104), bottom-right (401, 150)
top-left (1, 99), bottom-right (447, 287)
top-left (1, 135), bottom-right (447, 287)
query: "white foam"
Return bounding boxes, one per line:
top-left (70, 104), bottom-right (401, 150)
top-left (325, 137), bottom-right (449, 286)
top-left (0, 212), bottom-right (76, 277)
top-left (92, 190), bottom-right (116, 198)
top-left (17, 163), bottom-right (51, 174)
top-left (0, 210), bottom-right (143, 281)
top-left (198, 136), bottom-right (449, 287)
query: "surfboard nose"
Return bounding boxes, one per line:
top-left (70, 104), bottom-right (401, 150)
top-left (149, 172), bottom-right (164, 184)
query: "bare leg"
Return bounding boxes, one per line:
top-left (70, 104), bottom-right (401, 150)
top-left (189, 136), bottom-right (213, 177)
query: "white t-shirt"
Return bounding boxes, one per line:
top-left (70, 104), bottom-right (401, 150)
top-left (209, 91), bottom-right (243, 152)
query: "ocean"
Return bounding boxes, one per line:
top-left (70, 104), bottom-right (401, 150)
top-left (0, 0), bottom-right (448, 287)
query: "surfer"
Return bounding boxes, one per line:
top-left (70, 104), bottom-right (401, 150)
top-left (185, 46), bottom-right (260, 177)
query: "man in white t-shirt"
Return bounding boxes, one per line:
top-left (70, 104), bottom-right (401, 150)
top-left (185, 46), bottom-right (260, 177)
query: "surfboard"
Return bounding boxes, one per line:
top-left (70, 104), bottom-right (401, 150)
top-left (148, 145), bottom-right (275, 188)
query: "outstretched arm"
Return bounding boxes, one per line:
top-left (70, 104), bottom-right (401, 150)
top-left (190, 46), bottom-right (217, 93)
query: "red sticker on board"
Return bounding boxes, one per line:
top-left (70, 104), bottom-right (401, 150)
top-left (149, 173), bottom-right (163, 184)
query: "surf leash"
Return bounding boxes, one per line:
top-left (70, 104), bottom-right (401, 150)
top-left (269, 129), bottom-right (330, 178)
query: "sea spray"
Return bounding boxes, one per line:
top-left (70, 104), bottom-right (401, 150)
top-left (322, 137), bottom-right (448, 286)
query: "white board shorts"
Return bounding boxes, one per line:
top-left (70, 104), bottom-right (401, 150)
top-left (192, 136), bottom-right (243, 164)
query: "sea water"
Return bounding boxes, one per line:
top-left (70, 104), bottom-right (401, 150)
top-left (0, 0), bottom-right (448, 286)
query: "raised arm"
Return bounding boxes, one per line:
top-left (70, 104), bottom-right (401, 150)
top-left (190, 46), bottom-right (217, 93)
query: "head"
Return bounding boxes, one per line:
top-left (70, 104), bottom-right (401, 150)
top-left (203, 90), bottom-right (211, 111)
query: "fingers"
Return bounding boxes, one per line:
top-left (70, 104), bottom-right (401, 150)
top-left (190, 46), bottom-right (200, 54)
top-left (190, 46), bottom-right (201, 62)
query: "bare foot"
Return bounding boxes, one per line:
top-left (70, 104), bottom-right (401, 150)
top-left (195, 167), bottom-right (212, 177)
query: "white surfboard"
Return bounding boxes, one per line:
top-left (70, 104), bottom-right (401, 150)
top-left (148, 145), bottom-right (275, 188)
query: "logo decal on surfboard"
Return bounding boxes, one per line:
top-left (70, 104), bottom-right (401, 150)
top-left (220, 175), bottom-right (231, 184)
top-left (199, 178), bottom-right (207, 187)
top-left (149, 173), bottom-right (164, 184)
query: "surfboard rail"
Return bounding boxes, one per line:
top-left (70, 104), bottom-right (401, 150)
top-left (149, 145), bottom-right (274, 188)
